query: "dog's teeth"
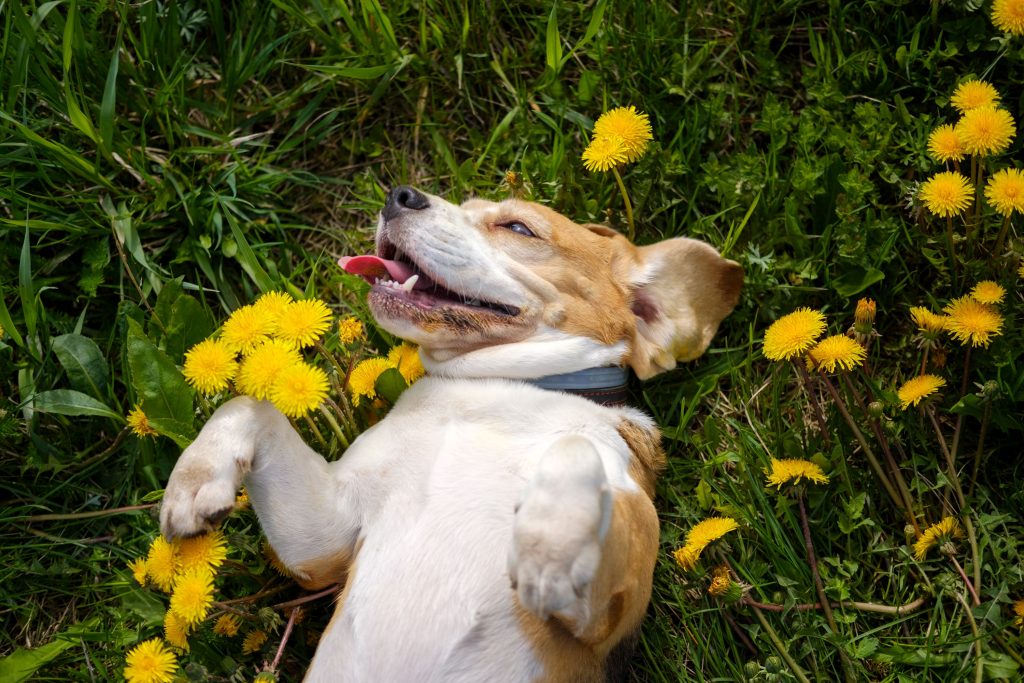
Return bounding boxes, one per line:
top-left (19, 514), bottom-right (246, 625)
top-left (400, 274), bottom-right (419, 293)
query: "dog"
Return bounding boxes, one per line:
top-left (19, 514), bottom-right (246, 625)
top-left (160, 186), bottom-right (742, 682)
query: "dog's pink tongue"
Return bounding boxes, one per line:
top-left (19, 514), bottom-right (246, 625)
top-left (338, 255), bottom-right (416, 284)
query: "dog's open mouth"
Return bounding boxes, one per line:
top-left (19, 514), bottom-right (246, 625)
top-left (339, 244), bottom-right (520, 318)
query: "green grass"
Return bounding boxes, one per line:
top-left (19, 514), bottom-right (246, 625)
top-left (2, 0), bottom-right (1023, 680)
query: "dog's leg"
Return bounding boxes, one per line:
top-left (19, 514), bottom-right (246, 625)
top-left (509, 435), bottom-right (658, 656)
top-left (160, 396), bottom-right (360, 588)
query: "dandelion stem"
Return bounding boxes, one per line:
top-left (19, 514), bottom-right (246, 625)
top-left (819, 374), bottom-right (905, 516)
top-left (923, 405), bottom-right (965, 509)
top-left (949, 346), bottom-right (972, 464)
top-left (794, 362), bottom-right (831, 447)
top-left (974, 162), bottom-right (985, 232)
top-left (949, 554), bottom-right (980, 606)
top-left (954, 590), bottom-right (984, 683)
top-left (22, 503), bottom-right (156, 523)
top-left (318, 404), bottom-right (350, 449)
top-left (270, 606), bottom-right (301, 673)
top-left (797, 492), bottom-right (856, 683)
top-left (301, 414), bottom-right (328, 450)
top-left (969, 402), bottom-right (991, 497)
top-left (944, 215), bottom-right (957, 285)
top-left (271, 585), bottom-right (340, 611)
top-left (749, 605), bottom-right (812, 683)
top-left (610, 166), bottom-right (636, 240)
top-left (842, 375), bottom-right (919, 534)
top-left (994, 214), bottom-right (1012, 254)
top-left (741, 595), bottom-right (927, 616)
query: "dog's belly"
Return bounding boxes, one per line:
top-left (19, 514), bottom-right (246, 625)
top-left (304, 378), bottom-right (644, 681)
top-left (307, 439), bottom-right (542, 681)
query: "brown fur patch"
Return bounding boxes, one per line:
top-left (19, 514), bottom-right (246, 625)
top-left (516, 492), bottom-right (659, 682)
top-left (617, 420), bottom-right (666, 499)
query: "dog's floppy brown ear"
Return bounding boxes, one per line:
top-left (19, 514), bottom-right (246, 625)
top-left (626, 237), bottom-right (743, 379)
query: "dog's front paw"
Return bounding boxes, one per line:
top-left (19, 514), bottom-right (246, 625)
top-left (508, 436), bottom-right (611, 623)
top-left (159, 396), bottom-right (263, 538)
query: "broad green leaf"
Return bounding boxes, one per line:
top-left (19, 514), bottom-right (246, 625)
top-left (33, 389), bottom-right (122, 421)
top-left (832, 266), bottom-right (884, 298)
top-left (127, 319), bottom-right (196, 447)
top-left (164, 295), bottom-right (214, 364)
top-left (982, 652), bottom-right (1019, 680)
top-left (0, 618), bottom-right (100, 683)
top-left (152, 277), bottom-right (185, 340)
top-left (52, 334), bottom-right (108, 398)
top-left (375, 367), bottom-right (408, 404)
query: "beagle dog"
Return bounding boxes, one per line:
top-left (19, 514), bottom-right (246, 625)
top-left (160, 187), bottom-right (742, 682)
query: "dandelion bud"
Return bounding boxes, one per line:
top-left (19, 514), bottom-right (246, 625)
top-left (744, 661), bottom-right (761, 678)
top-left (867, 401), bottom-right (884, 419)
top-left (904, 524), bottom-right (917, 542)
top-left (765, 656), bottom-right (783, 674)
top-left (939, 540), bottom-right (958, 557)
top-left (254, 672), bottom-right (278, 683)
top-left (854, 297), bottom-right (876, 334)
top-left (981, 380), bottom-right (999, 398)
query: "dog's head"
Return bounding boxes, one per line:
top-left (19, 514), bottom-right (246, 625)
top-left (340, 186), bottom-right (742, 380)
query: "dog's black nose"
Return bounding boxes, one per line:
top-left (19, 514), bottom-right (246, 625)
top-left (382, 185), bottom-right (430, 222)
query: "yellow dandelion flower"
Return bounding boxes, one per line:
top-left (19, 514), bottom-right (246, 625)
top-left (950, 79), bottom-right (1000, 113)
top-left (176, 530), bottom-right (228, 573)
top-left (269, 362), bottom-right (330, 417)
top-left (169, 567), bottom-right (215, 627)
top-left (146, 536), bottom-right (179, 593)
top-left (274, 299), bottom-right (333, 349)
top-left (252, 290), bottom-right (294, 321)
top-left (956, 106), bottom-right (1016, 157)
top-left (984, 167), bottom-right (1024, 216)
top-left (582, 135), bottom-right (628, 173)
top-left (127, 406), bottom-right (158, 438)
top-left (1014, 598), bottom-right (1024, 628)
top-left (765, 458), bottom-right (830, 489)
top-left (909, 306), bottom-right (948, 333)
top-left (993, 0), bottom-right (1024, 34)
top-left (673, 517), bottom-right (739, 570)
top-left (236, 339), bottom-right (303, 400)
top-left (387, 343), bottom-right (425, 383)
top-left (944, 296), bottom-right (1004, 347)
top-left (163, 610), bottom-right (191, 652)
top-left (182, 339), bottom-right (237, 395)
top-left (221, 304), bottom-right (275, 355)
top-left (235, 488), bottom-right (249, 510)
top-left (0, 323), bottom-right (5, 338)
top-left (919, 172), bottom-right (972, 217)
top-left (807, 335), bottom-right (867, 373)
top-left (762, 308), bottom-right (827, 361)
top-left (896, 374), bottom-right (947, 410)
top-left (242, 629), bottom-right (268, 654)
top-left (970, 281), bottom-right (1006, 305)
top-left (128, 557), bottom-right (148, 586)
top-left (213, 613), bottom-right (242, 637)
top-left (912, 516), bottom-right (964, 560)
top-left (592, 106), bottom-right (653, 163)
top-left (337, 316), bottom-right (365, 345)
top-left (1019, 261), bottom-right (1024, 279)
top-left (123, 638), bottom-right (177, 683)
top-left (348, 356), bottom-right (396, 407)
top-left (927, 124), bottom-right (965, 163)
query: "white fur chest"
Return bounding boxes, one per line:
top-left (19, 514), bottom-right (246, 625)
top-left (306, 377), bottom-right (649, 681)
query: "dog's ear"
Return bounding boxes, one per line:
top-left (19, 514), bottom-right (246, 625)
top-left (625, 237), bottom-right (743, 379)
